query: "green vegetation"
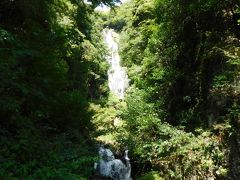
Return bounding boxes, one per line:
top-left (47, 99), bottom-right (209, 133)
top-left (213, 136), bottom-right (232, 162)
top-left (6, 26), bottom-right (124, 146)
top-left (0, 0), bottom-right (114, 178)
top-left (138, 171), bottom-right (163, 180)
top-left (104, 0), bottom-right (240, 179)
top-left (1, 0), bottom-right (240, 179)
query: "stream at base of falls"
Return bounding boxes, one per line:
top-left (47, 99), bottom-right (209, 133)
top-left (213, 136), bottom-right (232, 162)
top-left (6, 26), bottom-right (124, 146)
top-left (92, 147), bottom-right (132, 180)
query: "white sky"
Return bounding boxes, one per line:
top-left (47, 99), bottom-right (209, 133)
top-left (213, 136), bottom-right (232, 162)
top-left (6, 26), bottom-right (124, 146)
top-left (95, 0), bottom-right (129, 12)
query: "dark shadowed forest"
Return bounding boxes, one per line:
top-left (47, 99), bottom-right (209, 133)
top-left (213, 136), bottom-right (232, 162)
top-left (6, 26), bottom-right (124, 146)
top-left (0, 0), bottom-right (240, 179)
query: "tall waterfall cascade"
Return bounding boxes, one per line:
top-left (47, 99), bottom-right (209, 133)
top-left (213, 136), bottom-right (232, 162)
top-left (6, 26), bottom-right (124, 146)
top-left (95, 29), bottom-right (131, 179)
top-left (103, 29), bottom-right (129, 99)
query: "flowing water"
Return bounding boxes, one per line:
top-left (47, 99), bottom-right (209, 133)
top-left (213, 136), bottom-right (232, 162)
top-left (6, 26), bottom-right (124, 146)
top-left (94, 147), bottom-right (132, 180)
top-left (93, 29), bottom-right (131, 179)
top-left (103, 29), bottom-right (129, 99)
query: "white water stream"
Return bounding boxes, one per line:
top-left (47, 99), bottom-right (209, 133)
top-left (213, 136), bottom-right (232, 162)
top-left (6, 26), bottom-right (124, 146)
top-left (93, 29), bottom-right (131, 179)
top-left (94, 147), bottom-right (132, 179)
top-left (103, 29), bottom-right (129, 99)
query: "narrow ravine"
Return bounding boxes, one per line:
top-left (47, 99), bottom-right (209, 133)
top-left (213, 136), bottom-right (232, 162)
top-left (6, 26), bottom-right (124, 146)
top-left (1, 0), bottom-right (239, 179)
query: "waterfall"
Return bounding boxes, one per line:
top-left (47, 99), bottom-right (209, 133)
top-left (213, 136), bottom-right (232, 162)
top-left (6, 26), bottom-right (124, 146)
top-left (94, 147), bottom-right (132, 180)
top-left (92, 29), bottom-right (131, 179)
top-left (103, 29), bottom-right (129, 99)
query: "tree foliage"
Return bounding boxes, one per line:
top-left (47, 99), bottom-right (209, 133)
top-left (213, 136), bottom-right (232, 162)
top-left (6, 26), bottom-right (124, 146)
top-left (1, 0), bottom-right (240, 179)
top-left (104, 0), bottom-right (240, 178)
top-left (0, 0), bottom-right (113, 178)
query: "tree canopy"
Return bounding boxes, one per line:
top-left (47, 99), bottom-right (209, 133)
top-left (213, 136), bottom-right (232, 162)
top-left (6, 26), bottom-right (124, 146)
top-left (1, 0), bottom-right (240, 179)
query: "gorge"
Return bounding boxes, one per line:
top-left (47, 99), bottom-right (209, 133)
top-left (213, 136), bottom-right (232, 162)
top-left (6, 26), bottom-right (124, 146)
top-left (0, 0), bottom-right (239, 179)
